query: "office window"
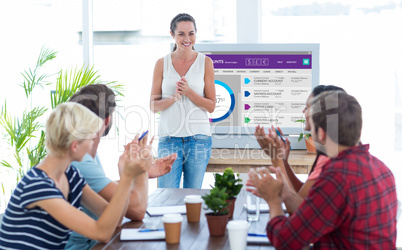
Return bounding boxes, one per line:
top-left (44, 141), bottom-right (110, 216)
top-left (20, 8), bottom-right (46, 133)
top-left (0, 1), bottom-right (82, 212)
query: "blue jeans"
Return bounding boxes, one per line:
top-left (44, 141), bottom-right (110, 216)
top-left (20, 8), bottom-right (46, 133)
top-left (157, 134), bottom-right (212, 188)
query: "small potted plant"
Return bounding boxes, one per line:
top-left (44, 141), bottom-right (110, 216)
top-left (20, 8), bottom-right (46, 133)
top-left (295, 119), bottom-right (316, 153)
top-left (214, 167), bottom-right (243, 220)
top-left (202, 186), bottom-right (229, 236)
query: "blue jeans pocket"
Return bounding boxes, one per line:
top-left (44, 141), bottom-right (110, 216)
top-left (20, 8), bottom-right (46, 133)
top-left (158, 136), bottom-right (171, 144)
top-left (193, 134), bottom-right (212, 143)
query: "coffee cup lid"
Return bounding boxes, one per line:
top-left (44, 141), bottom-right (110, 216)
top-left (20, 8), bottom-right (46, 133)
top-left (184, 195), bottom-right (203, 204)
top-left (162, 213), bottom-right (183, 223)
top-left (227, 220), bottom-right (249, 230)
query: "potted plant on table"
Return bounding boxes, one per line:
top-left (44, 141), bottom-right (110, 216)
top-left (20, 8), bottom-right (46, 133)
top-left (295, 119), bottom-right (316, 153)
top-left (202, 186), bottom-right (229, 236)
top-left (214, 167), bottom-right (243, 220)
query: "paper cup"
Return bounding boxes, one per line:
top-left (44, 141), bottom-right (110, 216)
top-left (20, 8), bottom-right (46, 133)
top-left (162, 213), bottom-right (183, 244)
top-left (227, 220), bottom-right (249, 250)
top-left (184, 195), bottom-right (203, 223)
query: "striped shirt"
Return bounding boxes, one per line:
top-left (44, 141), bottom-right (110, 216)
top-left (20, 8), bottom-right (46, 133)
top-left (0, 165), bottom-right (87, 249)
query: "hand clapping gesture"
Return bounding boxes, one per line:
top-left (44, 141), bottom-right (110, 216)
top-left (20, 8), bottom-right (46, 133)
top-left (255, 125), bottom-right (289, 162)
top-left (246, 167), bottom-right (283, 202)
top-left (118, 133), bottom-right (152, 179)
top-left (149, 153), bottom-right (177, 178)
top-left (176, 76), bottom-right (191, 96)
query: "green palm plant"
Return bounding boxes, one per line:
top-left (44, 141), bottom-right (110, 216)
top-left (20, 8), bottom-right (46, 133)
top-left (1, 47), bottom-right (55, 189)
top-left (50, 66), bottom-right (124, 109)
top-left (0, 47), bottom-right (124, 210)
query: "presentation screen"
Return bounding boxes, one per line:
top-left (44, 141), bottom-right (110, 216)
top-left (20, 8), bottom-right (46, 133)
top-left (194, 43), bottom-right (320, 148)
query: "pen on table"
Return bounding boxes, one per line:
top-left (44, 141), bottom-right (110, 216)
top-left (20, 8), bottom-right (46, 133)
top-left (138, 229), bottom-right (164, 232)
top-left (248, 233), bottom-right (267, 237)
top-left (138, 130), bottom-right (148, 141)
top-left (275, 128), bottom-right (292, 150)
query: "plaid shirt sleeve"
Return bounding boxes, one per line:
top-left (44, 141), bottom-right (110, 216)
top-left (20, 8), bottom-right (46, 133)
top-left (266, 146), bottom-right (397, 249)
top-left (267, 163), bottom-right (348, 249)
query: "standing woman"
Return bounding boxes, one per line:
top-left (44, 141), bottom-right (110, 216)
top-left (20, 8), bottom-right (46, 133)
top-left (150, 13), bottom-right (216, 188)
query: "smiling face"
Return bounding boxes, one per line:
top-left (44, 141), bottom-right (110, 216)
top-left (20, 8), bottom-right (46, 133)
top-left (171, 21), bottom-right (196, 50)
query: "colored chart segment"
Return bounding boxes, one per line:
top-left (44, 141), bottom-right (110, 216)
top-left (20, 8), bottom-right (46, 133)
top-left (210, 80), bottom-right (235, 122)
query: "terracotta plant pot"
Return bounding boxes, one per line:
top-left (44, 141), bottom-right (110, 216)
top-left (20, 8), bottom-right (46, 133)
top-left (305, 137), bottom-right (316, 154)
top-left (226, 198), bottom-right (236, 220)
top-left (205, 213), bottom-right (229, 236)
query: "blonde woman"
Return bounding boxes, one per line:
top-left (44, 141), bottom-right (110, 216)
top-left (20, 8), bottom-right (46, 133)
top-left (0, 102), bottom-right (151, 248)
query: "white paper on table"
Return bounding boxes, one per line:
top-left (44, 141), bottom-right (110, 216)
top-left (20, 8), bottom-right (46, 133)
top-left (146, 205), bottom-right (186, 216)
top-left (120, 229), bottom-right (165, 241)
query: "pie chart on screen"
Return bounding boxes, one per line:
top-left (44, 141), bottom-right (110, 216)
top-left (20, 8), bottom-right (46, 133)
top-left (210, 80), bottom-right (235, 122)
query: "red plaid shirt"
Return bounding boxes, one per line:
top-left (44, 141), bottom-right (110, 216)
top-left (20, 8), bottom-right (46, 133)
top-left (267, 144), bottom-right (397, 249)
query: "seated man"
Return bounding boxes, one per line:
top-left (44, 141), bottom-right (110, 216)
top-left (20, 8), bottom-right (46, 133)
top-left (65, 84), bottom-right (177, 249)
top-left (247, 91), bottom-right (397, 249)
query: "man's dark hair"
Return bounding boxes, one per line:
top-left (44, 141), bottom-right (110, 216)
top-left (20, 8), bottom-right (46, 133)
top-left (69, 84), bottom-right (116, 119)
top-left (312, 85), bottom-right (345, 97)
top-left (311, 91), bottom-right (362, 146)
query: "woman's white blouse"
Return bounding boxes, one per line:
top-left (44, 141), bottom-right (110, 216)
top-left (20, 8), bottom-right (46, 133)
top-left (158, 52), bottom-right (211, 137)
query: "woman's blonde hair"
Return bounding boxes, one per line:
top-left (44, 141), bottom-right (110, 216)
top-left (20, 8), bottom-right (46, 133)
top-left (45, 102), bottom-right (103, 157)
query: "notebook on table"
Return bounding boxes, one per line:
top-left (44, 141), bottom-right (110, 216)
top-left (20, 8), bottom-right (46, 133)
top-left (247, 233), bottom-right (270, 245)
top-left (120, 229), bottom-right (165, 241)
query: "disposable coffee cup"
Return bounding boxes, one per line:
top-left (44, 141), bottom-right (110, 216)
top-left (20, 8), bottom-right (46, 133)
top-left (162, 213), bottom-right (183, 244)
top-left (227, 220), bottom-right (249, 250)
top-left (184, 195), bottom-right (203, 223)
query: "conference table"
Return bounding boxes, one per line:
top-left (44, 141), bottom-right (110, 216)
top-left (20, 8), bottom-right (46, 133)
top-left (93, 188), bottom-right (275, 249)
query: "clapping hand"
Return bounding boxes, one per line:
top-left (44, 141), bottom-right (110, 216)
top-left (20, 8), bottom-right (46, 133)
top-left (148, 153), bottom-right (177, 178)
top-left (255, 125), bottom-right (289, 161)
top-left (118, 133), bottom-right (152, 179)
top-left (176, 76), bottom-right (190, 96)
top-left (246, 167), bottom-right (284, 204)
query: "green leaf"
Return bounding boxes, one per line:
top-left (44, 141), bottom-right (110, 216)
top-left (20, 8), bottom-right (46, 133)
top-left (0, 160), bottom-right (13, 170)
top-left (36, 46), bottom-right (57, 67)
top-left (298, 133), bottom-right (304, 142)
top-left (214, 167), bottom-right (243, 199)
top-left (27, 130), bottom-right (46, 167)
top-left (202, 186), bottom-right (229, 215)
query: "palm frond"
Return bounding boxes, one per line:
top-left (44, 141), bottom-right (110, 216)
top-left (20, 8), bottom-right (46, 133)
top-left (13, 106), bottom-right (47, 152)
top-left (0, 102), bottom-right (17, 147)
top-left (0, 160), bottom-right (13, 170)
top-left (36, 46), bottom-right (57, 68)
top-left (19, 47), bottom-right (57, 98)
top-left (27, 130), bottom-right (46, 167)
top-left (50, 65), bottom-right (124, 109)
